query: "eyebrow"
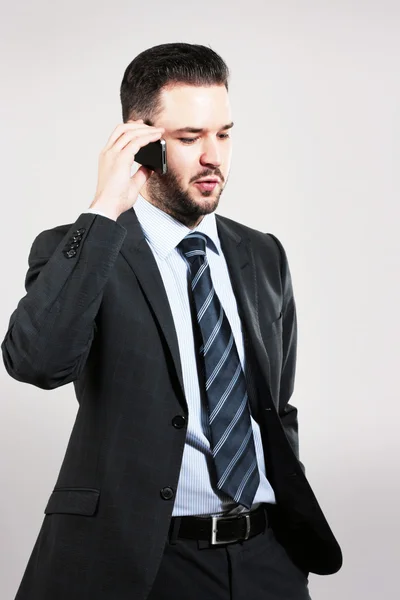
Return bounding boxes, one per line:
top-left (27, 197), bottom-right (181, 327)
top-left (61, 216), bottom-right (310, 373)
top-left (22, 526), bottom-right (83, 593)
top-left (172, 122), bottom-right (234, 134)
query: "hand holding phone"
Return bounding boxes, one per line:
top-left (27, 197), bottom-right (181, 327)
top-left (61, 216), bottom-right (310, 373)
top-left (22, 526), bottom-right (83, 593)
top-left (89, 119), bottom-right (165, 220)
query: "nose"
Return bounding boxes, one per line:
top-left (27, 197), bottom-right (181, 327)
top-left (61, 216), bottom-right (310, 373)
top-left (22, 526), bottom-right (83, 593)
top-left (199, 139), bottom-right (222, 169)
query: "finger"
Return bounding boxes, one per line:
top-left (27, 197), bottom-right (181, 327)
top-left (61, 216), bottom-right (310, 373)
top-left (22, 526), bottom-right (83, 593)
top-left (111, 127), bottom-right (163, 153)
top-left (103, 122), bottom-right (151, 152)
top-left (118, 130), bottom-right (164, 155)
top-left (106, 127), bottom-right (164, 154)
top-left (103, 122), bottom-right (163, 152)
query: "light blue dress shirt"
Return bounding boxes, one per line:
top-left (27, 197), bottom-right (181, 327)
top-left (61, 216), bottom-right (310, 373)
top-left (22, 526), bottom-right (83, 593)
top-left (85, 195), bottom-right (276, 516)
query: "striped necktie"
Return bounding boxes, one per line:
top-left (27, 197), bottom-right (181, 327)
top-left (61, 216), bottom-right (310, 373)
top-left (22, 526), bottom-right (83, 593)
top-left (178, 232), bottom-right (260, 510)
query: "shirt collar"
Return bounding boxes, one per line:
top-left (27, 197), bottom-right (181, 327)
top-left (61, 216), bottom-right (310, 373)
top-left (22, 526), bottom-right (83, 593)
top-left (133, 194), bottom-right (221, 260)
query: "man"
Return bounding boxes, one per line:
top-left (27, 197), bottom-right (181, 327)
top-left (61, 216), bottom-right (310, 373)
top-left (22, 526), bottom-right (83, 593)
top-left (2, 43), bottom-right (342, 600)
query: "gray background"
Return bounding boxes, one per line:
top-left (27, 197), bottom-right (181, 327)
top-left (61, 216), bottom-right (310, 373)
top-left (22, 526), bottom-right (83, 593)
top-left (0, 0), bottom-right (399, 598)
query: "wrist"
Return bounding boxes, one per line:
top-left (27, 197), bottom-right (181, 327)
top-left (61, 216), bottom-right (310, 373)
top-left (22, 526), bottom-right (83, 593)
top-left (89, 199), bottom-right (120, 221)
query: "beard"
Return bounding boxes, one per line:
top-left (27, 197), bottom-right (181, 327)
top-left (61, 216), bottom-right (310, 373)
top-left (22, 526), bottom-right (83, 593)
top-left (144, 166), bottom-right (226, 228)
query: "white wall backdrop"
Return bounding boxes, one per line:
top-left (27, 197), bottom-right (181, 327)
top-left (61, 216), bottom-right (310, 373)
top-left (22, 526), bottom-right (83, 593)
top-left (0, 1), bottom-right (399, 598)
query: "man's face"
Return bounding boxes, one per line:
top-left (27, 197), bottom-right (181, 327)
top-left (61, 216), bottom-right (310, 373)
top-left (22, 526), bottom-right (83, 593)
top-left (142, 84), bottom-right (233, 228)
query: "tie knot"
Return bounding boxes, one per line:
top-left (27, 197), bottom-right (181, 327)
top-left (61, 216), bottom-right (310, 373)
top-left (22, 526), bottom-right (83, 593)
top-left (177, 233), bottom-right (208, 261)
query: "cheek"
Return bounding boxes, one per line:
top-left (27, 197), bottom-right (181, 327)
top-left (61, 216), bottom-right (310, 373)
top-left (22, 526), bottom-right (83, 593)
top-left (223, 143), bottom-right (233, 165)
top-left (167, 146), bottom-right (197, 177)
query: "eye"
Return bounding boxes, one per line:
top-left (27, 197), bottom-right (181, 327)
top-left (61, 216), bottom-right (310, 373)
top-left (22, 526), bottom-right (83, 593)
top-left (179, 138), bottom-right (198, 144)
top-left (218, 133), bottom-right (230, 139)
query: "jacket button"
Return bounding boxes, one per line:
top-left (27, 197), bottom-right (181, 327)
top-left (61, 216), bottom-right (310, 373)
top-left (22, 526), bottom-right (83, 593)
top-left (63, 249), bottom-right (77, 258)
top-left (160, 487), bottom-right (174, 500)
top-left (76, 228), bottom-right (86, 234)
top-left (172, 415), bottom-right (186, 429)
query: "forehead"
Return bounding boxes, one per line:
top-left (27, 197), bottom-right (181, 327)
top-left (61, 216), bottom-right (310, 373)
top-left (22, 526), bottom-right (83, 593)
top-left (157, 84), bottom-right (231, 130)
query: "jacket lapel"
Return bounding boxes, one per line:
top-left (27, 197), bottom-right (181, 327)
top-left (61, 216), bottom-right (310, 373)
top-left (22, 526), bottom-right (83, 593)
top-left (215, 216), bottom-right (273, 403)
top-left (117, 208), bottom-right (186, 404)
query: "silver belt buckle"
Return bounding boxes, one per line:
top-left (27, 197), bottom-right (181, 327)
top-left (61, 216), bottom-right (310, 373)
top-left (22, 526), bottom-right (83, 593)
top-left (211, 513), bottom-right (251, 546)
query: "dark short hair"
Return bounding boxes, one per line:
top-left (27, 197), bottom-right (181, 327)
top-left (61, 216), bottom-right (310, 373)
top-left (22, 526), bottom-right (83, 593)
top-left (120, 43), bottom-right (230, 123)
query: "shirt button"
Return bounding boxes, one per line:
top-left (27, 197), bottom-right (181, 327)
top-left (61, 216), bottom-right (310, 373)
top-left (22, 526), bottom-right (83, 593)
top-left (172, 415), bottom-right (186, 429)
top-left (160, 487), bottom-right (174, 500)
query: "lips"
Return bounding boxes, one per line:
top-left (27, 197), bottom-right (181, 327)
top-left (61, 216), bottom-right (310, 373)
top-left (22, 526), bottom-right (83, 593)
top-left (195, 181), bottom-right (219, 192)
top-left (196, 179), bottom-right (220, 183)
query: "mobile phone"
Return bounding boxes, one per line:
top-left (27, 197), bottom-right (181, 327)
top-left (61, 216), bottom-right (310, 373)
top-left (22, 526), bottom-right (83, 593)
top-left (134, 139), bottom-right (167, 175)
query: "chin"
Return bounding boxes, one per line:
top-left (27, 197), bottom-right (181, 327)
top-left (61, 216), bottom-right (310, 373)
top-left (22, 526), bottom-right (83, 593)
top-left (198, 196), bottom-right (221, 214)
top-left (191, 193), bottom-right (218, 206)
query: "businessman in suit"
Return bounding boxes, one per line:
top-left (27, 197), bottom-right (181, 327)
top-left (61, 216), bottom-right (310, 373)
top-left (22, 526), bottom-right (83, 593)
top-left (2, 43), bottom-right (342, 600)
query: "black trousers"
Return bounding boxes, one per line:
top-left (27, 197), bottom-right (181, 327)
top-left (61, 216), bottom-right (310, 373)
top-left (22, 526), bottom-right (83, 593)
top-left (147, 507), bottom-right (311, 600)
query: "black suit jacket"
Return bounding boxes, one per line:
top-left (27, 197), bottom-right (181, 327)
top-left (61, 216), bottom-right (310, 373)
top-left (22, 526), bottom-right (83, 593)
top-left (2, 208), bottom-right (342, 600)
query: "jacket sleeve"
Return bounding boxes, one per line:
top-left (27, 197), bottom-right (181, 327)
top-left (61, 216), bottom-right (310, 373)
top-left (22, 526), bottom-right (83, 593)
top-left (267, 233), bottom-right (306, 475)
top-left (1, 213), bottom-right (126, 390)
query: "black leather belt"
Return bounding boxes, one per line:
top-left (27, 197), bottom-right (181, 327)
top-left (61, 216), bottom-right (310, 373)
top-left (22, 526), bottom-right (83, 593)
top-left (170, 504), bottom-right (270, 546)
